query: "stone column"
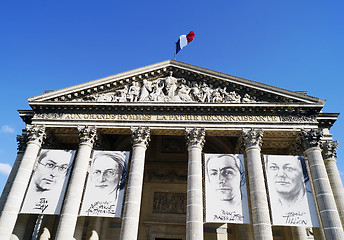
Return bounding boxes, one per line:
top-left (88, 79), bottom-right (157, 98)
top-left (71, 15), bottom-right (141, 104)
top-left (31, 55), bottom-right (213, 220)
top-left (0, 134), bottom-right (27, 213)
top-left (55, 126), bottom-right (97, 240)
top-left (185, 128), bottom-right (205, 240)
top-left (0, 125), bottom-right (46, 239)
top-left (242, 129), bottom-right (273, 240)
top-left (120, 127), bottom-right (150, 240)
top-left (301, 129), bottom-right (344, 239)
top-left (322, 140), bottom-right (344, 227)
top-left (291, 226), bottom-right (308, 240)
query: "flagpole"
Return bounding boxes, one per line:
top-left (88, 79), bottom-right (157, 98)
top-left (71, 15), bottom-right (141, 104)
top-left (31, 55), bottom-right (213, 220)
top-left (174, 42), bottom-right (176, 60)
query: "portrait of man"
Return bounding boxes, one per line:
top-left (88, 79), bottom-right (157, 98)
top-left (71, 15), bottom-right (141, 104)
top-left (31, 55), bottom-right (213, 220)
top-left (79, 150), bottom-right (129, 217)
top-left (21, 149), bottom-right (75, 214)
top-left (204, 154), bottom-right (249, 224)
top-left (264, 155), bottom-right (319, 227)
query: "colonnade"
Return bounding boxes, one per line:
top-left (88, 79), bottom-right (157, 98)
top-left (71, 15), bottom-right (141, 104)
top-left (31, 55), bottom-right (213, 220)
top-left (0, 126), bottom-right (344, 240)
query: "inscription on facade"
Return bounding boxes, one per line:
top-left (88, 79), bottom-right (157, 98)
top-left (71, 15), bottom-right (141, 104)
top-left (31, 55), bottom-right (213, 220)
top-left (39, 113), bottom-right (279, 122)
top-left (34, 113), bottom-right (316, 123)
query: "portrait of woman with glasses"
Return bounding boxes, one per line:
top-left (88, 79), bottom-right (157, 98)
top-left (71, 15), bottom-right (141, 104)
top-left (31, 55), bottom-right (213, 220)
top-left (21, 149), bottom-right (75, 214)
top-left (79, 151), bottom-right (129, 217)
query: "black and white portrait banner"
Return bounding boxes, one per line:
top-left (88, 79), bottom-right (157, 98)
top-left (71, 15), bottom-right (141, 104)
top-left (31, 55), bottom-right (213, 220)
top-left (79, 150), bottom-right (130, 217)
top-left (264, 155), bottom-right (319, 227)
top-left (21, 149), bottom-right (76, 215)
top-left (204, 154), bottom-right (250, 224)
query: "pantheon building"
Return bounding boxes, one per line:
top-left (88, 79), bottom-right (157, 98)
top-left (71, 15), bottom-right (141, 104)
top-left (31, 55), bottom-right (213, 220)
top-left (0, 60), bottom-right (343, 240)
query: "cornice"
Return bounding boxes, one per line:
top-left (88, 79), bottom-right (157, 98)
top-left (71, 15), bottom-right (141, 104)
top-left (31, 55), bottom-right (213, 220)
top-left (316, 112), bottom-right (339, 129)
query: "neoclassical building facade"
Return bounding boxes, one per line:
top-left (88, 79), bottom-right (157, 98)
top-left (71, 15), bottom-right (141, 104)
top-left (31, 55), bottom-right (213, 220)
top-left (0, 60), bottom-right (343, 240)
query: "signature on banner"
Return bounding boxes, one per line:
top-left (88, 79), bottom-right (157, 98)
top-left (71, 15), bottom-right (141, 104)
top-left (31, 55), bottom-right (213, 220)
top-left (282, 211), bottom-right (307, 225)
top-left (86, 201), bottom-right (116, 215)
top-left (213, 210), bottom-right (244, 222)
top-left (33, 198), bottom-right (49, 213)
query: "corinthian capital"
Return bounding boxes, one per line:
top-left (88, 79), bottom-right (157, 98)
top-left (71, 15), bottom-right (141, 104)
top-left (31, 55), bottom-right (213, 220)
top-left (300, 129), bottom-right (323, 150)
top-left (77, 126), bottom-right (97, 146)
top-left (242, 129), bottom-right (263, 149)
top-left (26, 125), bottom-right (46, 146)
top-left (185, 128), bottom-right (205, 149)
top-left (321, 140), bottom-right (338, 159)
top-left (16, 133), bottom-right (28, 152)
top-left (131, 127), bottom-right (151, 146)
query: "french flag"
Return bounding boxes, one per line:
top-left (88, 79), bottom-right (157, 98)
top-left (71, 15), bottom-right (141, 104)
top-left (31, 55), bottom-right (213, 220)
top-left (175, 31), bottom-right (195, 55)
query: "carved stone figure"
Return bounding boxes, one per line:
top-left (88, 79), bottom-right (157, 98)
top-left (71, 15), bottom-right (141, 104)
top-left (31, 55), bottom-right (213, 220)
top-left (228, 91), bottom-right (241, 103)
top-left (212, 88), bottom-right (223, 103)
top-left (242, 93), bottom-right (256, 103)
top-left (201, 83), bottom-right (212, 102)
top-left (127, 81), bottom-right (141, 102)
top-left (139, 79), bottom-right (153, 101)
top-left (96, 93), bottom-right (113, 102)
top-left (177, 84), bottom-right (193, 102)
top-left (164, 72), bottom-right (179, 100)
top-left (77, 73), bottom-right (266, 104)
top-left (153, 192), bottom-right (186, 214)
top-left (190, 82), bottom-right (203, 102)
top-left (114, 86), bottom-right (128, 102)
top-left (150, 80), bottom-right (165, 102)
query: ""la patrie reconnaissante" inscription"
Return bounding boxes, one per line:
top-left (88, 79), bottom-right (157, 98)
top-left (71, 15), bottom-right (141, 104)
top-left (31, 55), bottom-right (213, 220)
top-left (61, 113), bottom-right (279, 122)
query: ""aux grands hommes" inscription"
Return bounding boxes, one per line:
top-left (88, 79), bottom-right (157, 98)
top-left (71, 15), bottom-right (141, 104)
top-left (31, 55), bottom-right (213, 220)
top-left (57, 113), bottom-right (279, 122)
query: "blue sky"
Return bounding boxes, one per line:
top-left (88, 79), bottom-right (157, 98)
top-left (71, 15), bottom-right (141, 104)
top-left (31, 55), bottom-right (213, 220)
top-left (1, 1), bottom-right (344, 193)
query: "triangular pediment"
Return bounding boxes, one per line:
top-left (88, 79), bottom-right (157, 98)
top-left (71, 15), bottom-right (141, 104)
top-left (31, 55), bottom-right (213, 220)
top-left (28, 60), bottom-right (325, 106)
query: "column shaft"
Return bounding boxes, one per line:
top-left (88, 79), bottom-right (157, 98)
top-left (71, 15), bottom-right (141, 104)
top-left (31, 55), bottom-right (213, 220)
top-left (55, 126), bottom-right (96, 240)
top-left (322, 141), bottom-right (344, 227)
top-left (55, 143), bottom-right (93, 239)
top-left (305, 147), bottom-right (344, 239)
top-left (185, 128), bottom-right (205, 240)
top-left (0, 126), bottom-right (45, 240)
top-left (187, 145), bottom-right (203, 240)
top-left (243, 129), bottom-right (273, 240)
top-left (0, 151), bottom-right (24, 213)
top-left (120, 127), bottom-right (150, 240)
top-left (291, 227), bottom-right (308, 240)
top-left (325, 158), bottom-right (344, 227)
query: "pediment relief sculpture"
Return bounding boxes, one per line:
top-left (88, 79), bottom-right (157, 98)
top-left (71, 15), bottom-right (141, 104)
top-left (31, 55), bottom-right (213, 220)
top-left (77, 72), bottom-right (261, 104)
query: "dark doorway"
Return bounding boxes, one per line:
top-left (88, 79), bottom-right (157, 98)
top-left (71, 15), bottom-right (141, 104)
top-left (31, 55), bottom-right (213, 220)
top-left (155, 238), bottom-right (182, 240)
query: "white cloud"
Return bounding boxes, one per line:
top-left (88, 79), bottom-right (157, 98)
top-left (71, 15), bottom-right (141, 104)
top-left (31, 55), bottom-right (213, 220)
top-left (0, 163), bottom-right (11, 175)
top-left (0, 125), bottom-right (14, 133)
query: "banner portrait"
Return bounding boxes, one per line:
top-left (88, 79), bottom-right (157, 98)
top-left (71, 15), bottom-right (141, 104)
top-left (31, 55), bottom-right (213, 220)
top-left (264, 155), bottom-right (319, 227)
top-left (204, 154), bottom-right (250, 224)
top-left (79, 150), bottom-right (130, 217)
top-left (21, 149), bottom-right (75, 215)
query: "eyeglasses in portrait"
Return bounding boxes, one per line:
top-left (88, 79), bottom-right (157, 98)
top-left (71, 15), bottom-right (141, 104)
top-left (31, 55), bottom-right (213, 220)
top-left (79, 150), bottom-right (130, 217)
top-left (20, 149), bottom-right (75, 214)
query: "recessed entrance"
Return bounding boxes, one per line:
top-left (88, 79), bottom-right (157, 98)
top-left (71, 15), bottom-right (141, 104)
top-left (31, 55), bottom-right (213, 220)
top-left (155, 238), bottom-right (182, 240)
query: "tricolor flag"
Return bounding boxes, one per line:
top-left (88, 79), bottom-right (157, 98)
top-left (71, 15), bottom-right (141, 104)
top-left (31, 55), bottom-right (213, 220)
top-left (175, 31), bottom-right (195, 55)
